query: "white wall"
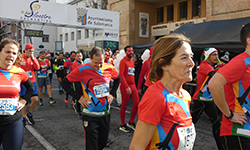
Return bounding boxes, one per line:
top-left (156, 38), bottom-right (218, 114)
top-left (22, 23), bottom-right (57, 57)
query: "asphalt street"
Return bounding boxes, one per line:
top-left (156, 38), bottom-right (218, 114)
top-left (22, 75), bottom-right (218, 150)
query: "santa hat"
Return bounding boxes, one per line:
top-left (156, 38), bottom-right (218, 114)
top-left (46, 52), bottom-right (51, 57)
top-left (200, 47), bottom-right (221, 63)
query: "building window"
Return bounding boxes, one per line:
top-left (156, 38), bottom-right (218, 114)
top-left (167, 5), bottom-right (174, 22)
top-left (179, 1), bottom-right (188, 19)
top-left (77, 30), bottom-right (81, 40)
top-left (60, 34), bottom-right (63, 41)
top-left (192, 0), bottom-right (201, 17)
top-left (71, 32), bottom-right (74, 41)
top-left (42, 35), bottom-right (49, 42)
top-left (157, 7), bottom-right (164, 23)
top-left (85, 29), bottom-right (89, 38)
top-left (65, 33), bottom-right (68, 42)
top-left (92, 30), bottom-right (95, 38)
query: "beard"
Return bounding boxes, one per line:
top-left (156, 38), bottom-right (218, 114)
top-left (127, 53), bottom-right (133, 59)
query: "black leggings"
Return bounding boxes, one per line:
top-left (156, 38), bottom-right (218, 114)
top-left (191, 100), bottom-right (225, 150)
top-left (0, 119), bottom-right (24, 150)
top-left (223, 135), bottom-right (250, 150)
top-left (73, 82), bottom-right (82, 114)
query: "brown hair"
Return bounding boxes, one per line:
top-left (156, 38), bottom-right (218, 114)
top-left (89, 47), bottom-right (105, 58)
top-left (0, 38), bottom-right (22, 66)
top-left (0, 38), bottom-right (20, 52)
top-left (149, 34), bottom-right (191, 83)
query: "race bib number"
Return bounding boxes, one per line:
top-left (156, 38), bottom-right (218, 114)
top-left (93, 83), bottom-right (109, 98)
top-left (26, 71), bottom-right (32, 78)
top-left (0, 98), bottom-right (18, 115)
top-left (41, 65), bottom-right (47, 71)
top-left (177, 124), bottom-right (196, 150)
top-left (59, 65), bottom-right (64, 69)
top-left (128, 67), bottom-right (135, 75)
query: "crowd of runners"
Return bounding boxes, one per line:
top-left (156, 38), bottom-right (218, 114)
top-left (1, 23), bottom-right (250, 150)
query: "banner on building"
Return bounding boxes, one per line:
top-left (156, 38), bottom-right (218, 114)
top-left (139, 12), bottom-right (149, 38)
top-left (0, 0), bottom-right (119, 30)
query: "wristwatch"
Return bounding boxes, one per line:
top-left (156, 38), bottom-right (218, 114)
top-left (225, 109), bottom-right (234, 120)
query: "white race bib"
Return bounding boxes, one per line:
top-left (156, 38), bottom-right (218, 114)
top-left (93, 83), bottom-right (109, 98)
top-left (59, 65), bottom-right (64, 69)
top-left (41, 65), bottom-right (47, 71)
top-left (0, 98), bottom-right (18, 115)
top-left (26, 71), bottom-right (32, 78)
top-left (128, 67), bottom-right (135, 75)
top-left (177, 124), bottom-right (196, 150)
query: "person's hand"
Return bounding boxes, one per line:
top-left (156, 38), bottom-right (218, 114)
top-left (230, 112), bottom-right (248, 125)
top-left (78, 96), bottom-right (91, 108)
top-left (17, 99), bottom-right (27, 111)
top-left (126, 87), bottom-right (132, 95)
top-left (108, 94), bottom-right (114, 104)
top-left (138, 89), bottom-right (142, 95)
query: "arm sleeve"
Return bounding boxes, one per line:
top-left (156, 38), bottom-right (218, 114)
top-left (53, 59), bottom-right (59, 71)
top-left (137, 63), bottom-right (147, 90)
top-left (119, 59), bottom-right (129, 88)
top-left (32, 58), bottom-right (40, 71)
top-left (139, 90), bottom-right (165, 125)
top-left (110, 75), bottom-right (120, 97)
top-left (61, 77), bottom-right (81, 101)
top-left (21, 79), bottom-right (34, 101)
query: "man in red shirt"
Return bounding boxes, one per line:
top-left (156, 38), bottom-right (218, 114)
top-left (19, 44), bottom-right (40, 127)
top-left (119, 46), bottom-right (139, 132)
top-left (61, 47), bottom-right (120, 149)
top-left (191, 47), bottom-right (224, 150)
top-left (37, 51), bottom-right (56, 105)
top-left (209, 23), bottom-right (250, 149)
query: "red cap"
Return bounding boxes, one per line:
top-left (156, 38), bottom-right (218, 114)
top-left (25, 44), bottom-right (34, 50)
top-left (150, 46), bottom-right (153, 56)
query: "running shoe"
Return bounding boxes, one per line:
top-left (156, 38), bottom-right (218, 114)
top-left (23, 119), bottom-right (27, 127)
top-left (106, 138), bottom-right (114, 147)
top-left (72, 104), bottom-right (78, 114)
top-left (78, 114), bottom-right (83, 119)
top-left (71, 101), bottom-right (75, 105)
top-left (127, 122), bottom-right (136, 131)
top-left (64, 98), bottom-right (68, 103)
top-left (119, 124), bottom-right (130, 133)
top-left (39, 98), bottom-right (43, 106)
top-left (49, 98), bottom-right (56, 104)
top-left (26, 113), bottom-right (35, 125)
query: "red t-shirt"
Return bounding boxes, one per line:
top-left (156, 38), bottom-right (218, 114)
top-left (139, 80), bottom-right (195, 149)
top-left (37, 58), bottom-right (50, 78)
top-left (137, 58), bottom-right (151, 90)
top-left (66, 62), bottom-right (119, 116)
top-left (0, 65), bottom-right (29, 125)
top-left (64, 58), bottom-right (74, 74)
top-left (72, 60), bottom-right (83, 71)
top-left (19, 54), bottom-right (40, 82)
top-left (218, 52), bottom-right (250, 138)
top-left (119, 56), bottom-right (135, 88)
top-left (192, 60), bottom-right (214, 100)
